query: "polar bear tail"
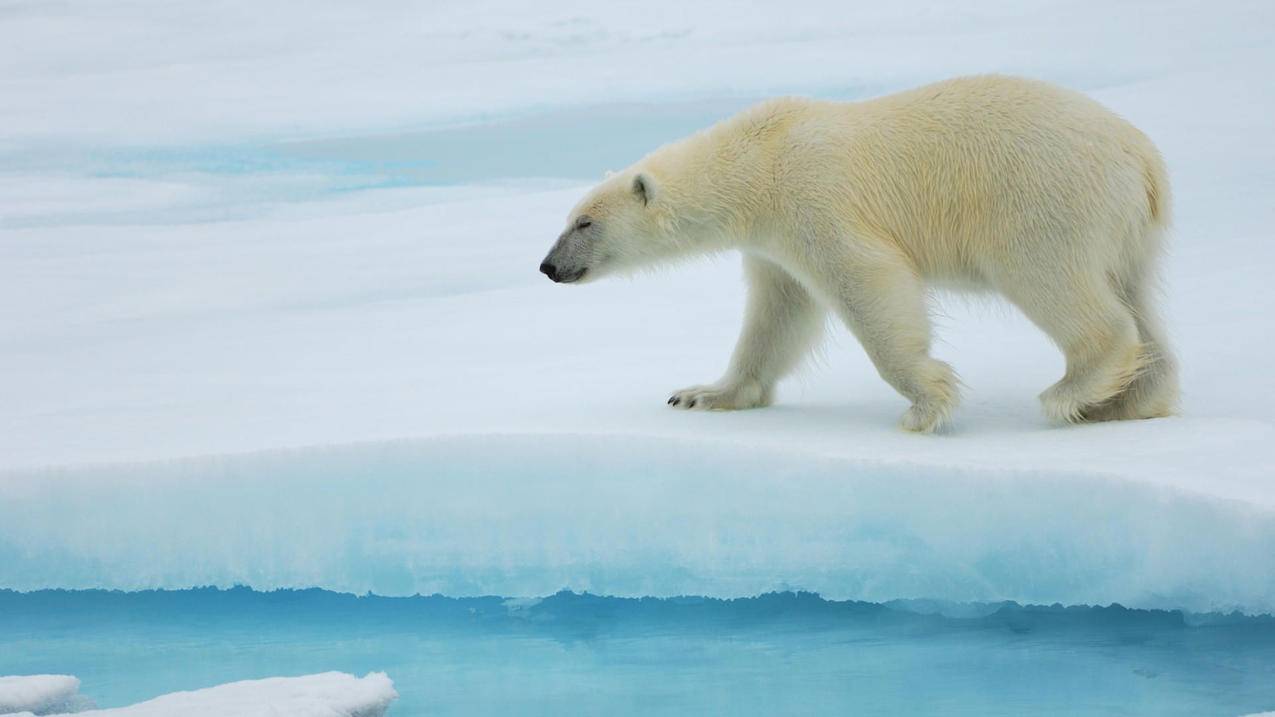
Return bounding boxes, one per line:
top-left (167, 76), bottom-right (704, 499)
top-left (1143, 146), bottom-right (1171, 231)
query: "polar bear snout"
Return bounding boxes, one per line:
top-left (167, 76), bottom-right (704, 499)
top-left (538, 244), bottom-right (588, 283)
top-left (540, 220), bottom-right (596, 284)
top-left (539, 260), bottom-right (586, 283)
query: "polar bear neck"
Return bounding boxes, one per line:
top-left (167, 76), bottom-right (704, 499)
top-left (634, 99), bottom-right (808, 252)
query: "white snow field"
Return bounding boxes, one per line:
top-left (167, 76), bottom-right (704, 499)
top-left (2, 1), bottom-right (1274, 612)
top-left (0, 673), bottom-right (396, 717)
top-left (0, 675), bottom-right (90, 715)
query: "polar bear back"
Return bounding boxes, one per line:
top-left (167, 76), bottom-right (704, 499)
top-left (711, 75), bottom-right (1169, 286)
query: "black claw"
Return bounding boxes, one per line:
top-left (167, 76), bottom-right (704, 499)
top-left (668, 396), bottom-right (675, 405)
top-left (688, 399), bottom-right (697, 408)
top-left (671, 397), bottom-right (681, 406)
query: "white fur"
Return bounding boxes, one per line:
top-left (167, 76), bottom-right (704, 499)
top-left (544, 75), bottom-right (1178, 431)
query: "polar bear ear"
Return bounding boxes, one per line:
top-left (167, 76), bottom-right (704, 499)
top-left (632, 173), bottom-right (654, 206)
top-left (603, 169), bottom-right (616, 179)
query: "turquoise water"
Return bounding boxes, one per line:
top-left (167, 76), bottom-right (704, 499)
top-left (1, 98), bottom-right (766, 229)
top-left (5, 93), bottom-right (888, 228)
top-left (273, 98), bottom-right (762, 185)
top-left (4, 588), bottom-right (1274, 715)
top-left (5, 97), bottom-right (762, 188)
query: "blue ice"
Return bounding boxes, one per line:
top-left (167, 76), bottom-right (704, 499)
top-left (3, 436), bottom-right (1274, 614)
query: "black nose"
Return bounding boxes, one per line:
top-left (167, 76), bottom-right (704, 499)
top-left (539, 261), bottom-right (558, 281)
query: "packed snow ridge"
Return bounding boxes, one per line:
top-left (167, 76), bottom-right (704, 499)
top-left (0, 673), bottom-right (395, 717)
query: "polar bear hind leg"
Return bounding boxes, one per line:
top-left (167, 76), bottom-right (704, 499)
top-left (1084, 258), bottom-right (1179, 421)
top-left (998, 261), bottom-right (1148, 423)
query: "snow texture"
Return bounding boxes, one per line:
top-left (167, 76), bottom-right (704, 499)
top-left (0, 675), bottom-right (90, 715)
top-left (1, 1), bottom-right (1274, 609)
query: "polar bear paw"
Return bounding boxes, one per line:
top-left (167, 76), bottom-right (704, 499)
top-left (668, 379), bottom-right (770, 411)
top-left (897, 359), bottom-right (961, 433)
top-left (899, 401), bottom-right (951, 433)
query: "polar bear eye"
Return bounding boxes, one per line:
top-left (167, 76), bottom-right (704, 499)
top-left (576, 218), bottom-right (592, 230)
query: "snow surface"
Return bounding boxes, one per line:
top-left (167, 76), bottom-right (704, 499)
top-left (0, 675), bottom-right (89, 715)
top-left (1, 1), bottom-right (1274, 608)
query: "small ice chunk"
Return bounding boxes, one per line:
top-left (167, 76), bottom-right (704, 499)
top-left (0, 675), bottom-right (89, 715)
top-left (71, 672), bottom-right (396, 717)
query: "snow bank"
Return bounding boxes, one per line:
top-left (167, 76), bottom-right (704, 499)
top-left (2, 436), bottom-right (1272, 613)
top-left (0, 675), bottom-right (89, 715)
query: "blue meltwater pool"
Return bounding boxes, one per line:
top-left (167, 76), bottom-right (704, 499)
top-left (4, 588), bottom-right (1275, 716)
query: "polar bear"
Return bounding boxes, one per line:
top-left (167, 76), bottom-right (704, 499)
top-left (539, 75), bottom-right (1177, 431)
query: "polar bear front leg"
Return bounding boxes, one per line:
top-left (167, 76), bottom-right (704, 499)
top-left (669, 256), bottom-right (824, 411)
top-left (822, 244), bottom-right (961, 432)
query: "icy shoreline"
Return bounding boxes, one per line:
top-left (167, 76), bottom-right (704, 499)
top-left (4, 435), bottom-right (1272, 614)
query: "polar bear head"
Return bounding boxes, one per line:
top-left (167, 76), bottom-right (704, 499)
top-left (539, 169), bottom-right (680, 284)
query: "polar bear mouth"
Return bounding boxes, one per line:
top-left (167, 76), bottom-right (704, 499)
top-left (555, 267), bottom-right (587, 283)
